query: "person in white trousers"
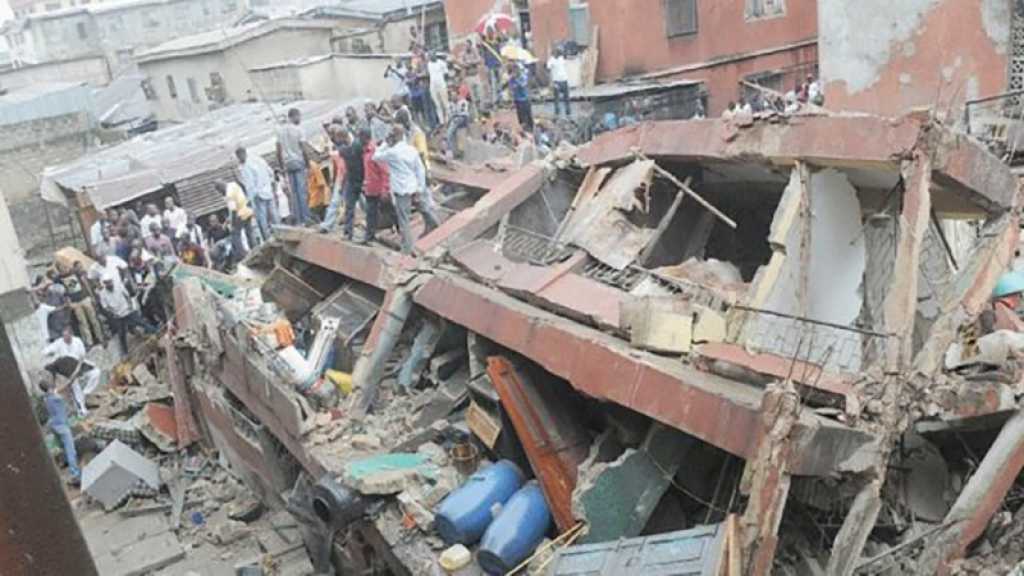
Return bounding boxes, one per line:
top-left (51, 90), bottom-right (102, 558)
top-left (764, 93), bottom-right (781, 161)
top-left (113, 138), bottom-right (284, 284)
top-left (428, 53), bottom-right (451, 126)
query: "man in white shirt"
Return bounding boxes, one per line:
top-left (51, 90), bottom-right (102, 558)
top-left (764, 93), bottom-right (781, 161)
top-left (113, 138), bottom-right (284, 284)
top-left (89, 210), bottom-right (111, 253)
top-left (163, 197), bottom-right (188, 238)
top-left (97, 272), bottom-right (155, 355)
top-left (372, 125), bottom-right (440, 254)
top-left (139, 203), bottom-right (162, 239)
top-left (236, 146), bottom-right (279, 242)
top-left (44, 326), bottom-right (101, 416)
top-left (807, 74), bottom-right (823, 105)
top-left (547, 47), bottom-right (571, 117)
top-left (428, 53), bottom-right (451, 126)
top-left (88, 247), bottom-right (130, 292)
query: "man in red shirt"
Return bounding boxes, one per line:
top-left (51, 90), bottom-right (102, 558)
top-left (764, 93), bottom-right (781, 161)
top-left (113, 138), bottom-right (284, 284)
top-left (361, 128), bottom-right (390, 245)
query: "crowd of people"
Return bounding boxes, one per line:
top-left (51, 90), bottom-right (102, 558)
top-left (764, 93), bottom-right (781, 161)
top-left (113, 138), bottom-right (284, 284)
top-left (722, 73), bottom-right (823, 119)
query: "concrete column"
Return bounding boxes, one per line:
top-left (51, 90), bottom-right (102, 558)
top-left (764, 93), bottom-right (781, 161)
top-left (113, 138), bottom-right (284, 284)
top-left (353, 287), bottom-right (414, 415)
top-left (916, 410), bottom-right (1024, 575)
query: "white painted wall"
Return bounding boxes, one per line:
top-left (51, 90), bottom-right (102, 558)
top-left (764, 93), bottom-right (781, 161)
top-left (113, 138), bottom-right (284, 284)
top-left (142, 27), bottom-right (335, 122)
top-left (744, 168), bottom-right (868, 372)
top-left (0, 188), bottom-right (29, 297)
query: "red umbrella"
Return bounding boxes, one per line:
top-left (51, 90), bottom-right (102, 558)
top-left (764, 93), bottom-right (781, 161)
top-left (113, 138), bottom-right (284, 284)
top-left (475, 13), bottom-right (516, 35)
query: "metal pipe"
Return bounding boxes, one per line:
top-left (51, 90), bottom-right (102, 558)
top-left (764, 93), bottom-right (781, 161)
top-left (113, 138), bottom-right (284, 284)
top-left (0, 317), bottom-right (98, 575)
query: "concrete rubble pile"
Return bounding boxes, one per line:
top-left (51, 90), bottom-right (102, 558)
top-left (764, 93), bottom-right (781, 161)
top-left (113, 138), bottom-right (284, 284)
top-left (47, 109), bottom-right (1024, 575)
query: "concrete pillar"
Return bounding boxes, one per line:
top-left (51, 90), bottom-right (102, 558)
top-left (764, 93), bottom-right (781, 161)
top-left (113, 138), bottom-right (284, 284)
top-left (916, 410), bottom-right (1024, 575)
top-left (353, 287), bottom-right (414, 415)
top-left (739, 380), bottom-right (799, 576)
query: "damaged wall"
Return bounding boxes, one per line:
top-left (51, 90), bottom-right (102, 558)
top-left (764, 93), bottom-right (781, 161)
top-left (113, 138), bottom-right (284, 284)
top-left (744, 168), bottom-right (867, 371)
top-left (527, 0), bottom-right (818, 113)
top-left (819, 0), bottom-right (1010, 115)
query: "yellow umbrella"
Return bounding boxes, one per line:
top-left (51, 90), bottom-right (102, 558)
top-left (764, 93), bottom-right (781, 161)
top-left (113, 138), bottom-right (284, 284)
top-left (500, 44), bottom-right (537, 64)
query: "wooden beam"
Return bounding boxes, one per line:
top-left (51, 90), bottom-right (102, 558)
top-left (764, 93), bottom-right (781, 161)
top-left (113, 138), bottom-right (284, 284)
top-left (648, 160), bottom-right (737, 229)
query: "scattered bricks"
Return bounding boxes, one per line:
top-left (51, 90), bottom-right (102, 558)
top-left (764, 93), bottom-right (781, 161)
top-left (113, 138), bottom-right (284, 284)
top-left (134, 402), bottom-right (178, 453)
top-left (83, 440), bottom-right (161, 511)
top-left (215, 520), bottom-right (252, 546)
top-left (351, 434), bottom-right (383, 452)
top-left (132, 363), bottom-right (159, 388)
top-left (397, 491), bottom-right (435, 530)
top-left (417, 442), bottom-right (449, 466)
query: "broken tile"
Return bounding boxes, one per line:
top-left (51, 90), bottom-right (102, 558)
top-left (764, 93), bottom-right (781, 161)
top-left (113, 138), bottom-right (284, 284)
top-left (134, 402), bottom-right (178, 453)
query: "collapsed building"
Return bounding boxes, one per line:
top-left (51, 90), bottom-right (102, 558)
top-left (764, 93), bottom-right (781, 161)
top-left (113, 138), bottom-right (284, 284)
top-left (153, 110), bottom-right (1024, 575)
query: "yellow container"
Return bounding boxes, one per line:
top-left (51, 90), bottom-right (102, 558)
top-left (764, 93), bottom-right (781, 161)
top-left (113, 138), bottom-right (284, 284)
top-left (325, 370), bottom-right (354, 396)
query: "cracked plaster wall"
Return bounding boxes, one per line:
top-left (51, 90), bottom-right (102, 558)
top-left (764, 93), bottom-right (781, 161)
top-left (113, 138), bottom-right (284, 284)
top-left (819, 0), bottom-right (1010, 116)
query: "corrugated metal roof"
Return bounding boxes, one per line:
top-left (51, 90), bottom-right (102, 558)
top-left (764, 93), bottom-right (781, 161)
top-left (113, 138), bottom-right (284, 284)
top-left (310, 0), bottom-right (441, 19)
top-left (136, 19), bottom-right (335, 63)
top-left (40, 100), bottom-right (351, 212)
top-left (0, 81), bottom-right (95, 125)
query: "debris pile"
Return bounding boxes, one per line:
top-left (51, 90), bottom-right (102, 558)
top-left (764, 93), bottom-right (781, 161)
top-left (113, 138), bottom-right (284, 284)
top-left (38, 111), bottom-right (1024, 575)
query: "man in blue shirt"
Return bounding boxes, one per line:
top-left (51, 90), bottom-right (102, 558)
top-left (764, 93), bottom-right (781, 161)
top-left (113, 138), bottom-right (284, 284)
top-left (41, 377), bottom-right (81, 485)
top-left (507, 62), bottom-right (534, 133)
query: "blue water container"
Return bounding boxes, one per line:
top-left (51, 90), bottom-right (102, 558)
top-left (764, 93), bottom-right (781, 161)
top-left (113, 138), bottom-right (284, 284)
top-left (477, 481), bottom-right (552, 575)
top-left (434, 460), bottom-right (524, 545)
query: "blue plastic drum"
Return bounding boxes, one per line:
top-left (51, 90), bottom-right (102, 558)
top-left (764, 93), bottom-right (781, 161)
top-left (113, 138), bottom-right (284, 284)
top-left (477, 481), bottom-right (552, 575)
top-left (434, 460), bottom-right (524, 545)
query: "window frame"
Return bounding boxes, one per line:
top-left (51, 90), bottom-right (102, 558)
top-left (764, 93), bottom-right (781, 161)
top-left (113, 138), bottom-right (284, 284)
top-left (664, 0), bottom-right (698, 39)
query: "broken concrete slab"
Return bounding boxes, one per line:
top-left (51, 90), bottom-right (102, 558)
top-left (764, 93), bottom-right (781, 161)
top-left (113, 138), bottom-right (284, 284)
top-left (134, 402), bottom-right (178, 453)
top-left (342, 453), bottom-right (438, 496)
top-left (560, 159), bottom-right (657, 270)
top-left (83, 440), bottom-right (161, 511)
top-left (621, 297), bottom-right (726, 354)
top-left (93, 531), bottom-right (186, 576)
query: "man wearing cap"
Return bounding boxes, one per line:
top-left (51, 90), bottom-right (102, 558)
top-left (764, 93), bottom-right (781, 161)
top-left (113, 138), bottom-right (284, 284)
top-left (988, 272), bottom-right (1024, 333)
top-left (97, 272), bottom-right (156, 354)
top-left (44, 325), bottom-right (102, 416)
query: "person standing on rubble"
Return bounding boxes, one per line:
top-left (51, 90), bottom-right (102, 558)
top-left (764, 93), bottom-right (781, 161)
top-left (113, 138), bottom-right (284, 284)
top-left (372, 125), bottom-right (440, 254)
top-left (97, 272), bottom-right (156, 355)
top-left (337, 128), bottom-right (367, 241)
top-left (428, 52), bottom-right (451, 127)
top-left (219, 181), bottom-right (258, 257)
top-left (40, 377), bottom-right (80, 486)
top-left (507, 61), bottom-right (534, 132)
top-left (276, 108), bottom-right (312, 226)
top-left (547, 46), bottom-right (571, 117)
top-left (236, 146), bottom-right (279, 242)
top-left (43, 325), bottom-right (101, 417)
top-left (361, 128), bottom-right (389, 245)
top-left (320, 125), bottom-right (349, 235)
top-left (62, 261), bottom-right (105, 349)
top-left (457, 39), bottom-right (484, 118)
top-left (482, 27), bottom-right (504, 108)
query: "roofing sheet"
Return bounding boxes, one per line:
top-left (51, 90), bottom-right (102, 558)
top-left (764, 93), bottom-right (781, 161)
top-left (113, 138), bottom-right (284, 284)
top-left (40, 100), bottom-right (351, 214)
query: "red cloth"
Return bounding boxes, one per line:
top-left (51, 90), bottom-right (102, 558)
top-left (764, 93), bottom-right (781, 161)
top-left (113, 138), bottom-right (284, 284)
top-left (363, 143), bottom-right (390, 199)
top-left (329, 150), bottom-right (346, 187)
